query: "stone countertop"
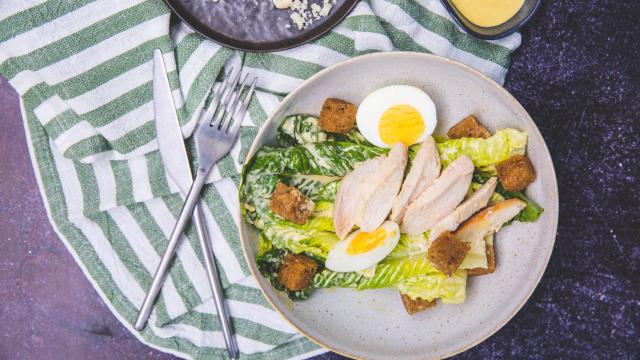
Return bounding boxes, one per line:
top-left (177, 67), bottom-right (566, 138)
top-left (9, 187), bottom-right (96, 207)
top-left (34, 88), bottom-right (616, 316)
top-left (0, 0), bottom-right (638, 359)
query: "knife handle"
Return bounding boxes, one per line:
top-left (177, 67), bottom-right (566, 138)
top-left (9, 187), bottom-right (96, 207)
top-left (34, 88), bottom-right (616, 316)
top-left (134, 170), bottom-right (208, 330)
top-left (193, 203), bottom-right (240, 359)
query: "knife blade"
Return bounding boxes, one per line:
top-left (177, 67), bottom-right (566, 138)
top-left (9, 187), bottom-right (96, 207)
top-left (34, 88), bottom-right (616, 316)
top-left (152, 50), bottom-right (192, 194)
top-left (147, 49), bottom-right (239, 359)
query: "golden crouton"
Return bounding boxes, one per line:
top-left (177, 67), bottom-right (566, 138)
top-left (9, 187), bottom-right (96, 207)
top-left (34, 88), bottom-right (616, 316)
top-left (269, 183), bottom-right (315, 225)
top-left (447, 115), bottom-right (491, 139)
top-left (278, 253), bottom-right (318, 291)
top-left (427, 231), bottom-right (470, 276)
top-left (400, 293), bottom-right (437, 314)
top-left (318, 98), bottom-right (357, 134)
top-left (468, 245), bottom-right (496, 276)
top-left (496, 154), bottom-right (537, 191)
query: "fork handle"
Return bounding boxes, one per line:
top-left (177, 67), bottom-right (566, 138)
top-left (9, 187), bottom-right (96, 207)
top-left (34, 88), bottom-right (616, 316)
top-left (193, 203), bottom-right (239, 359)
top-left (134, 170), bottom-right (208, 330)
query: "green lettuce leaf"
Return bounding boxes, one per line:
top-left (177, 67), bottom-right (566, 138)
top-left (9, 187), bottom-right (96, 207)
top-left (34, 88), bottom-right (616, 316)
top-left (396, 270), bottom-right (468, 304)
top-left (312, 255), bottom-right (439, 290)
top-left (277, 115), bottom-right (329, 146)
top-left (261, 217), bottom-right (338, 259)
top-left (251, 142), bottom-right (386, 177)
top-left (288, 174), bottom-right (340, 202)
top-left (312, 201), bottom-right (334, 218)
top-left (312, 235), bottom-right (439, 290)
top-left (276, 114), bottom-right (372, 147)
top-left (257, 233), bottom-right (273, 257)
top-left (436, 128), bottom-right (528, 169)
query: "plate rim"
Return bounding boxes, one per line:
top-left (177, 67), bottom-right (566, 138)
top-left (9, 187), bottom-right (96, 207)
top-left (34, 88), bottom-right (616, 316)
top-left (163, 0), bottom-right (360, 52)
top-left (238, 51), bottom-right (559, 359)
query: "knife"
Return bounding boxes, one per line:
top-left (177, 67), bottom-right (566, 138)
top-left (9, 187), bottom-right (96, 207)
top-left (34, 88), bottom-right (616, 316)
top-left (135, 49), bottom-right (239, 359)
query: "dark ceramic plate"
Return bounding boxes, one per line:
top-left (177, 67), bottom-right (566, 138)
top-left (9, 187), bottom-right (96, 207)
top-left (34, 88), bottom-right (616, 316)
top-left (440, 0), bottom-right (542, 39)
top-left (165, 0), bottom-right (359, 52)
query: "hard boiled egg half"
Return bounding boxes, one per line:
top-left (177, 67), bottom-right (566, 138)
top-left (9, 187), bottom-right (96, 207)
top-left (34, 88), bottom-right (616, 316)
top-left (326, 221), bottom-right (400, 272)
top-left (356, 85), bottom-right (437, 148)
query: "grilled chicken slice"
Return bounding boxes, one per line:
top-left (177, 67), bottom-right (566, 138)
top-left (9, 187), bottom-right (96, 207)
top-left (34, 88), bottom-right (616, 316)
top-left (427, 177), bottom-right (498, 244)
top-left (357, 143), bottom-right (408, 232)
top-left (410, 139), bottom-right (442, 203)
top-left (333, 157), bottom-right (383, 239)
top-left (390, 137), bottom-right (440, 222)
top-left (400, 155), bottom-right (474, 235)
top-left (454, 198), bottom-right (527, 270)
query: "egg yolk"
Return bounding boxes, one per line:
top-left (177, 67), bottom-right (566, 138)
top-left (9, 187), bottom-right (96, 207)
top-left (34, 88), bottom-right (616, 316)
top-left (347, 228), bottom-right (389, 255)
top-left (378, 105), bottom-right (425, 146)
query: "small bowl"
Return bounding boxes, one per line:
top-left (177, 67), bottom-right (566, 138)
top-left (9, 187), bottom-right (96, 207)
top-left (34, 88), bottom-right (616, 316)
top-left (440, 0), bottom-right (542, 39)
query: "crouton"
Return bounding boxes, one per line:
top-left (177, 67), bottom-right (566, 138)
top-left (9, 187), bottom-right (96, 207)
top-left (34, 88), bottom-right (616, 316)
top-left (278, 253), bottom-right (318, 291)
top-left (447, 115), bottom-right (491, 139)
top-left (400, 293), bottom-right (437, 314)
top-left (427, 231), bottom-right (470, 276)
top-left (468, 245), bottom-right (496, 276)
top-left (495, 154), bottom-right (536, 191)
top-left (269, 183), bottom-right (315, 225)
top-left (318, 98), bottom-right (357, 134)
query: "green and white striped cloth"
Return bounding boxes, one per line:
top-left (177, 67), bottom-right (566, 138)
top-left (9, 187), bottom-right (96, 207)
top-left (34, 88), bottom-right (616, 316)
top-left (0, 0), bottom-right (520, 358)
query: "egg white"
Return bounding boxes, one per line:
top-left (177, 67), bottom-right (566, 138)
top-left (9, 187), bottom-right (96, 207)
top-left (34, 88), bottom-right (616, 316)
top-left (325, 221), bottom-right (401, 272)
top-left (356, 85), bottom-right (437, 148)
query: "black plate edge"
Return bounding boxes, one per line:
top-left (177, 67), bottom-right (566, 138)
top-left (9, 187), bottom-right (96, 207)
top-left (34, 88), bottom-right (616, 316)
top-left (163, 0), bottom-right (360, 52)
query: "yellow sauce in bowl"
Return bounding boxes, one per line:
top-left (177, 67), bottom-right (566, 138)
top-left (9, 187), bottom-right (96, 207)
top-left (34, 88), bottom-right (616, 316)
top-left (450, 0), bottom-right (525, 27)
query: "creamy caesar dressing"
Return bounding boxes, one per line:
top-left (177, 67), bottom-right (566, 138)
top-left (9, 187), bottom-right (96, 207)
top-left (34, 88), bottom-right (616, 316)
top-left (450, 0), bottom-right (525, 27)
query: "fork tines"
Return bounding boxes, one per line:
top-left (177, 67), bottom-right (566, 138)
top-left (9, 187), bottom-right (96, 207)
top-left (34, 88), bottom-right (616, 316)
top-left (201, 68), bottom-right (257, 134)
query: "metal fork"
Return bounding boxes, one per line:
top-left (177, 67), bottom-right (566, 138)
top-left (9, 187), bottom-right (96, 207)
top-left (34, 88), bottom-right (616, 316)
top-left (134, 69), bottom-right (257, 359)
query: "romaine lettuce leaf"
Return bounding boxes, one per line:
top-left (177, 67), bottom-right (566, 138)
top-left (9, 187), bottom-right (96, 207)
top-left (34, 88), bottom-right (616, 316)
top-left (257, 233), bottom-right (273, 257)
top-left (312, 235), bottom-right (439, 290)
top-left (396, 270), bottom-right (468, 304)
top-left (288, 174), bottom-right (340, 201)
top-left (312, 201), bottom-right (334, 218)
top-left (251, 142), bottom-right (386, 177)
top-left (277, 115), bottom-right (329, 146)
top-left (436, 128), bottom-right (528, 169)
top-left (276, 114), bottom-right (372, 147)
top-left (261, 217), bottom-right (338, 259)
top-left (312, 255), bottom-right (438, 290)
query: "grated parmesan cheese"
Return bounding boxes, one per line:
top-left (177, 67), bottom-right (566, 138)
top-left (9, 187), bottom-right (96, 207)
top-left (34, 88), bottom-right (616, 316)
top-left (212, 0), bottom-right (335, 31)
top-left (272, 0), bottom-right (335, 30)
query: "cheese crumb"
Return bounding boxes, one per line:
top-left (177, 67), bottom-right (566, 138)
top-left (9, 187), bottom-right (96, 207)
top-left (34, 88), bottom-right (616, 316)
top-left (272, 0), bottom-right (335, 30)
top-left (273, 0), bottom-right (294, 9)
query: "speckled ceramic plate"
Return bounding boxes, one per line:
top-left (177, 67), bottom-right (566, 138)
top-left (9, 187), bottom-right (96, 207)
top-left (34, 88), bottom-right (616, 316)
top-left (239, 52), bottom-right (558, 359)
top-left (164, 0), bottom-right (359, 52)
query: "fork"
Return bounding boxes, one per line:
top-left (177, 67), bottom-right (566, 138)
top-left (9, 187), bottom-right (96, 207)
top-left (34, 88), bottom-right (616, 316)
top-left (134, 69), bottom-right (257, 359)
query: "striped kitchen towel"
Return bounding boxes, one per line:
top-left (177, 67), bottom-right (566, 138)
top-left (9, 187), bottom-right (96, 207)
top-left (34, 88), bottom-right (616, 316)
top-left (0, 0), bottom-right (521, 359)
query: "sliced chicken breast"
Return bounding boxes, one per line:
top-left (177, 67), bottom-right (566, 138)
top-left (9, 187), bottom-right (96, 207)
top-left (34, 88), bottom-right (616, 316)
top-left (333, 157), bottom-right (383, 239)
top-left (410, 139), bottom-right (441, 203)
top-left (454, 198), bottom-right (527, 269)
top-left (400, 155), bottom-right (474, 235)
top-left (427, 177), bottom-right (498, 244)
top-left (390, 137), bottom-right (440, 222)
top-left (357, 143), bottom-right (408, 232)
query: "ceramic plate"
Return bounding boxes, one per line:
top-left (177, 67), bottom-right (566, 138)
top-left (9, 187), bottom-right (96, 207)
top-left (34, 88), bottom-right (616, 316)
top-left (239, 52), bottom-right (558, 359)
top-left (164, 0), bottom-right (359, 52)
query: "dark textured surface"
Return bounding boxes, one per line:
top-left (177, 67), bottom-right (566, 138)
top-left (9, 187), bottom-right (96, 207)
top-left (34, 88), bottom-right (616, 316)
top-left (167, 0), bottom-right (359, 51)
top-left (1, 0), bottom-right (638, 359)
